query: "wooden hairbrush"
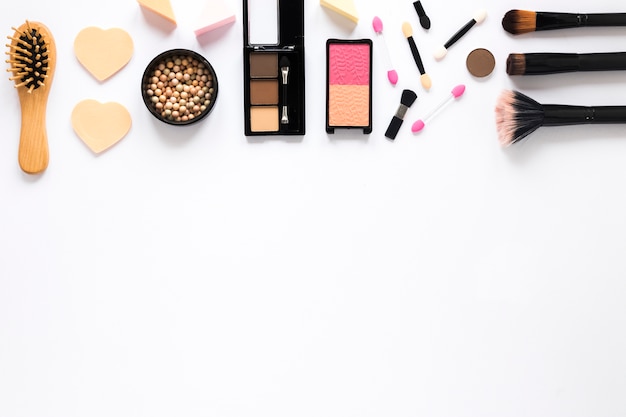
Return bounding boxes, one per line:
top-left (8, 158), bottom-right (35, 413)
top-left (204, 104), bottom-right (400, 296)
top-left (5, 21), bottom-right (56, 174)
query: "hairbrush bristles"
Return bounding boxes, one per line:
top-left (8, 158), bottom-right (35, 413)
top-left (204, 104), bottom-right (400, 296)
top-left (495, 90), bottom-right (544, 146)
top-left (6, 20), bottom-right (51, 93)
top-left (502, 10), bottom-right (537, 35)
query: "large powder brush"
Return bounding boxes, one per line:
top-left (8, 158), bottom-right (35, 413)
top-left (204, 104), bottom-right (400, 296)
top-left (495, 89), bottom-right (626, 146)
top-left (5, 20), bottom-right (56, 174)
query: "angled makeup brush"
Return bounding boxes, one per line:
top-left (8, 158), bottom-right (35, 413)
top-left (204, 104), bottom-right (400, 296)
top-left (280, 56), bottom-right (289, 124)
top-left (402, 22), bottom-right (431, 90)
top-left (502, 9), bottom-right (626, 35)
top-left (507, 52), bottom-right (626, 75)
top-left (385, 89), bottom-right (417, 140)
top-left (495, 89), bottom-right (626, 146)
top-left (434, 9), bottom-right (487, 60)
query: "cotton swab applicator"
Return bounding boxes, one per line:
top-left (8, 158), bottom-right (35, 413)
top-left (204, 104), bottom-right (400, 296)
top-left (433, 10), bottom-right (487, 60)
top-left (372, 16), bottom-right (398, 85)
top-left (402, 22), bottom-right (431, 90)
top-left (411, 84), bottom-right (465, 133)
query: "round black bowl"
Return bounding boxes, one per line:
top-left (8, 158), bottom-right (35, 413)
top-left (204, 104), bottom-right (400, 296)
top-left (141, 48), bottom-right (218, 125)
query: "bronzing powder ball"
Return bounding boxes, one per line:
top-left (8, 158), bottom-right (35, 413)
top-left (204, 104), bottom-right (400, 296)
top-left (141, 49), bottom-right (218, 125)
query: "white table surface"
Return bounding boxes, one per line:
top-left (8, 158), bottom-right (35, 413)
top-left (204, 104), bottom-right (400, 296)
top-left (2, 0), bottom-right (626, 416)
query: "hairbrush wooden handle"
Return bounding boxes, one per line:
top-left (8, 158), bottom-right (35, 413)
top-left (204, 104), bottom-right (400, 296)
top-left (18, 92), bottom-right (50, 174)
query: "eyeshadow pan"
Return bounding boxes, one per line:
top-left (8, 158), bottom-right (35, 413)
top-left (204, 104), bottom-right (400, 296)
top-left (250, 79), bottom-right (279, 105)
top-left (250, 53), bottom-right (278, 78)
top-left (250, 106), bottom-right (279, 132)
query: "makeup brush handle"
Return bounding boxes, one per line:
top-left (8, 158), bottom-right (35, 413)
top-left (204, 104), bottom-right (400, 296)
top-left (522, 52), bottom-right (626, 74)
top-left (408, 38), bottom-right (425, 73)
top-left (543, 105), bottom-right (626, 126)
top-left (536, 12), bottom-right (626, 30)
top-left (444, 20), bottom-right (476, 48)
top-left (583, 13), bottom-right (626, 26)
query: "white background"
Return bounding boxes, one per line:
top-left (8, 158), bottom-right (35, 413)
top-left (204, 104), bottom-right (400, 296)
top-left (2, 0), bottom-right (626, 416)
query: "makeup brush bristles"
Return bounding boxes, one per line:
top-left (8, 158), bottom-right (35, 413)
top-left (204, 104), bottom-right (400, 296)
top-left (495, 90), bottom-right (545, 146)
top-left (401, 89), bottom-right (417, 109)
top-left (502, 10), bottom-right (537, 34)
top-left (505, 53), bottom-right (526, 75)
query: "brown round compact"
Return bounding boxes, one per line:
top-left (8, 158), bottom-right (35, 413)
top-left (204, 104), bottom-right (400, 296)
top-left (466, 48), bottom-right (495, 78)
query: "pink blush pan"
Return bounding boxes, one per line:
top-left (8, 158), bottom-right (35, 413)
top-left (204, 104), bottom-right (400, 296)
top-left (326, 39), bottom-right (373, 134)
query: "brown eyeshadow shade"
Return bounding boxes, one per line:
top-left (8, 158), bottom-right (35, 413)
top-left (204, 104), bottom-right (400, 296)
top-left (466, 48), bottom-right (495, 77)
top-left (250, 53), bottom-right (278, 78)
top-left (250, 106), bottom-right (279, 132)
top-left (250, 80), bottom-right (279, 105)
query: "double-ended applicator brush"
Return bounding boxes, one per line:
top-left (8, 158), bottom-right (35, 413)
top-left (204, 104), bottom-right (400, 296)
top-left (402, 22), bottom-right (431, 90)
top-left (434, 9), bottom-right (487, 60)
top-left (503, 9), bottom-right (626, 35)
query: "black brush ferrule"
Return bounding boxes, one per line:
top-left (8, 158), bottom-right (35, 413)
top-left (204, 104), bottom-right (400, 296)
top-left (542, 105), bottom-right (626, 126)
top-left (535, 12), bottom-right (580, 31)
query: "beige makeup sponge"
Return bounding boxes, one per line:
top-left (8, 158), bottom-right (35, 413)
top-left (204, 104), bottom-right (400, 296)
top-left (74, 27), bottom-right (133, 81)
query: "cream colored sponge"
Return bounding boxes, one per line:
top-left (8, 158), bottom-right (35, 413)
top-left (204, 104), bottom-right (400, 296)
top-left (137, 0), bottom-right (176, 25)
top-left (320, 0), bottom-right (359, 23)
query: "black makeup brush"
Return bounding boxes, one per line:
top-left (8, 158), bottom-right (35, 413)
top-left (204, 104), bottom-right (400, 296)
top-left (507, 52), bottom-right (626, 75)
top-left (495, 89), bottom-right (626, 146)
top-left (385, 89), bottom-right (417, 140)
top-left (413, 1), bottom-right (431, 30)
top-left (502, 9), bottom-right (626, 35)
top-left (280, 56), bottom-right (289, 124)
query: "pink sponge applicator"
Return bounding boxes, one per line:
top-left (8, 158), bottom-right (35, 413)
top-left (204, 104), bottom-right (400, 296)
top-left (372, 16), bottom-right (398, 85)
top-left (412, 84), bottom-right (465, 133)
top-left (194, 0), bottom-right (236, 37)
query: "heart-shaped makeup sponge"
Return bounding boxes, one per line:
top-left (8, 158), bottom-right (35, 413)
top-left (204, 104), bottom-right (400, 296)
top-left (71, 100), bottom-right (132, 154)
top-left (74, 27), bottom-right (134, 81)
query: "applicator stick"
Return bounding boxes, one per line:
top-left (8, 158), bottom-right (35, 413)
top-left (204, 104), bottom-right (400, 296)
top-left (434, 10), bottom-right (486, 60)
top-left (372, 16), bottom-right (398, 85)
top-left (402, 22), bottom-right (431, 90)
top-left (412, 84), bottom-right (465, 133)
